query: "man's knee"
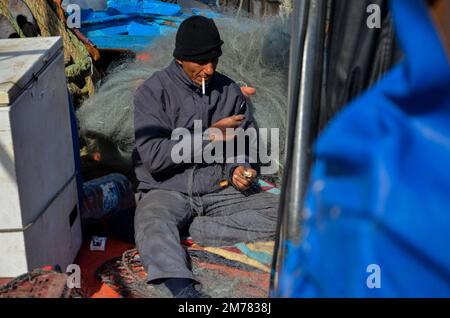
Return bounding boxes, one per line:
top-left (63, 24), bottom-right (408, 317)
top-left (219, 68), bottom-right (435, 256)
top-left (253, 192), bottom-right (280, 217)
top-left (135, 190), bottom-right (186, 217)
top-left (134, 190), bottom-right (191, 237)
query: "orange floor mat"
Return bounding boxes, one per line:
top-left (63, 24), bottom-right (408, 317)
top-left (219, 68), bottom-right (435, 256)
top-left (74, 237), bottom-right (134, 298)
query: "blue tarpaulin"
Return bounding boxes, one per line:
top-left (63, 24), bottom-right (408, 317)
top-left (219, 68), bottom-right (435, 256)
top-left (279, 0), bottom-right (450, 297)
top-left (79, 1), bottom-right (223, 51)
top-left (107, 0), bottom-right (182, 16)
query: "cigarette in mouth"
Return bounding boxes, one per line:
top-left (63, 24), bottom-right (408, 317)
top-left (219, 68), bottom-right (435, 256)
top-left (202, 78), bottom-right (206, 95)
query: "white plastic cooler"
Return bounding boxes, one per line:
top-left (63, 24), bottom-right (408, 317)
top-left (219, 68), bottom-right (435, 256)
top-left (0, 37), bottom-right (82, 277)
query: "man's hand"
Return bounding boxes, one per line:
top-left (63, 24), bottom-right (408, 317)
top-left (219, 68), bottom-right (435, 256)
top-left (232, 166), bottom-right (257, 191)
top-left (208, 115), bottom-right (245, 142)
top-left (240, 86), bottom-right (256, 98)
top-left (212, 114), bottom-right (245, 131)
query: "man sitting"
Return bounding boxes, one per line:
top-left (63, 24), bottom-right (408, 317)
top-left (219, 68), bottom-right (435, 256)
top-left (133, 16), bottom-right (279, 298)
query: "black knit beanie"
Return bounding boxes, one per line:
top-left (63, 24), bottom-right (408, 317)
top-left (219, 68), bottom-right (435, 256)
top-left (173, 15), bottom-right (224, 61)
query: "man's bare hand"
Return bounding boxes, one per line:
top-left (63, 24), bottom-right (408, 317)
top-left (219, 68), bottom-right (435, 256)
top-left (212, 115), bottom-right (245, 131)
top-left (208, 115), bottom-right (245, 142)
top-left (232, 166), bottom-right (257, 191)
top-left (240, 86), bottom-right (256, 98)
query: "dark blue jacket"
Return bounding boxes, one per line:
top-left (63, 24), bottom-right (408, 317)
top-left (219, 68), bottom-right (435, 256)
top-left (133, 60), bottom-right (254, 194)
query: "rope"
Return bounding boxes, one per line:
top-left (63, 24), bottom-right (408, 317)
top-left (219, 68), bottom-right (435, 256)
top-left (0, 268), bottom-right (84, 298)
top-left (94, 248), bottom-right (159, 298)
top-left (121, 249), bottom-right (147, 287)
top-left (236, 0), bottom-right (244, 17)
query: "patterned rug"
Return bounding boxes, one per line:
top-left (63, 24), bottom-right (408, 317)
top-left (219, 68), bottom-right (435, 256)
top-left (95, 243), bottom-right (272, 298)
top-left (93, 180), bottom-right (279, 298)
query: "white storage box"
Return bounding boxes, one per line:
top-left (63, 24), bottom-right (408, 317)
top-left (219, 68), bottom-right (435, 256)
top-left (0, 37), bottom-right (82, 277)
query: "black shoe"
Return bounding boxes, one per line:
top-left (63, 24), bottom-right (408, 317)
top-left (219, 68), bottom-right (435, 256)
top-left (175, 284), bottom-right (211, 298)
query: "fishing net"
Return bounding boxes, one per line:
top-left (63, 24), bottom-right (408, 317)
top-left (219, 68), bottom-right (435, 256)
top-left (96, 245), bottom-right (271, 298)
top-left (77, 13), bottom-right (290, 180)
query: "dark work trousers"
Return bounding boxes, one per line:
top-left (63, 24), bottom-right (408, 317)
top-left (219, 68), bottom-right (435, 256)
top-left (134, 186), bottom-right (279, 283)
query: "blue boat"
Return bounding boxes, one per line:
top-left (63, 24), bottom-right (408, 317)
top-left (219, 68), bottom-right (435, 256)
top-left (79, 0), bottom-right (222, 52)
top-left (107, 0), bottom-right (182, 16)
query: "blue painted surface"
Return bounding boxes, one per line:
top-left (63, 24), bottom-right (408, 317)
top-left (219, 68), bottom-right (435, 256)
top-left (86, 35), bottom-right (159, 51)
top-left (79, 0), bottom-right (222, 52)
top-left (107, 0), bottom-right (182, 16)
top-left (127, 21), bottom-right (160, 36)
top-left (84, 24), bottom-right (130, 36)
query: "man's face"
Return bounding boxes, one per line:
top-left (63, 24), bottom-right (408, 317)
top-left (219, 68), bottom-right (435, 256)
top-left (176, 58), bottom-right (219, 86)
